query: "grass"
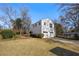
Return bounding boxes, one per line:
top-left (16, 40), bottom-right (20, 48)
top-left (0, 37), bottom-right (79, 56)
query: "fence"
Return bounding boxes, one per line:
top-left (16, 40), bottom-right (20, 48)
top-left (57, 32), bottom-right (79, 39)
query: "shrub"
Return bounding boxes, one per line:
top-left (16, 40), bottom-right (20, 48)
top-left (30, 34), bottom-right (36, 37)
top-left (37, 33), bottom-right (44, 38)
top-left (1, 30), bottom-right (15, 39)
top-left (30, 33), bottom-right (44, 38)
top-left (16, 31), bottom-right (20, 35)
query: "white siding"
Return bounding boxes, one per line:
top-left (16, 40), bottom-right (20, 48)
top-left (41, 18), bottom-right (55, 38)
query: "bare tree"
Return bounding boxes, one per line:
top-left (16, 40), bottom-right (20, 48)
top-left (0, 16), bottom-right (11, 29)
top-left (0, 6), bottom-right (31, 35)
top-left (60, 4), bottom-right (79, 32)
top-left (20, 7), bottom-right (31, 34)
top-left (0, 6), bottom-right (17, 28)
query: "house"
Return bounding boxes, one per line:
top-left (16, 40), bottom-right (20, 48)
top-left (30, 18), bottom-right (55, 38)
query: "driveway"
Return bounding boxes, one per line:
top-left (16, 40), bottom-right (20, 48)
top-left (51, 37), bottom-right (79, 47)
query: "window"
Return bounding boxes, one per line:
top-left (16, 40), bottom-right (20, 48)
top-left (43, 31), bottom-right (48, 33)
top-left (39, 22), bottom-right (41, 25)
top-left (50, 23), bottom-right (52, 28)
top-left (50, 32), bottom-right (53, 33)
top-left (33, 23), bottom-right (37, 28)
top-left (44, 22), bottom-right (46, 25)
top-left (35, 23), bottom-right (37, 26)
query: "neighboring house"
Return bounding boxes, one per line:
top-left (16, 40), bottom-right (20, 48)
top-left (30, 18), bottom-right (55, 38)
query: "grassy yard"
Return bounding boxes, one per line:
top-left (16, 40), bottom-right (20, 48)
top-left (0, 37), bottom-right (79, 56)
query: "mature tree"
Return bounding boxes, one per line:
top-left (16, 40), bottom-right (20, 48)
top-left (0, 6), bottom-right (31, 35)
top-left (54, 22), bottom-right (64, 36)
top-left (0, 25), bottom-right (2, 30)
top-left (60, 4), bottom-right (79, 32)
top-left (12, 18), bottom-right (22, 34)
top-left (0, 6), bottom-right (16, 28)
top-left (20, 7), bottom-right (31, 34)
top-left (59, 16), bottom-right (74, 32)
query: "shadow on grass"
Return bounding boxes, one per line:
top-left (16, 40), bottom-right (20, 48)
top-left (50, 47), bottom-right (79, 56)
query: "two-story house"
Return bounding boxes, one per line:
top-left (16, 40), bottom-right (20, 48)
top-left (30, 18), bottom-right (55, 38)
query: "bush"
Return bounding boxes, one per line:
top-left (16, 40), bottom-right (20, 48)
top-left (30, 34), bottom-right (36, 37)
top-left (30, 33), bottom-right (44, 38)
top-left (1, 30), bottom-right (15, 39)
top-left (37, 33), bottom-right (44, 38)
top-left (16, 31), bottom-right (20, 35)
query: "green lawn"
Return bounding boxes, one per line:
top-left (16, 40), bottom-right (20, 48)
top-left (0, 37), bottom-right (79, 56)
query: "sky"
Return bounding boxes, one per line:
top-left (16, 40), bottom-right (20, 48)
top-left (0, 3), bottom-right (61, 24)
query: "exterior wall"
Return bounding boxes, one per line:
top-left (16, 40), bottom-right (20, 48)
top-left (30, 20), bottom-right (41, 34)
top-left (30, 18), bottom-right (55, 38)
